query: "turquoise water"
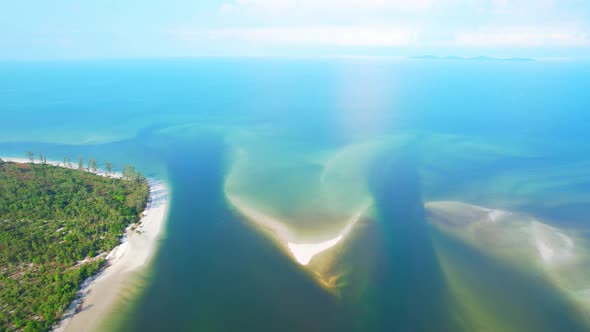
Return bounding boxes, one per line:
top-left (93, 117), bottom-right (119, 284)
top-left (1, 58), bottom-right (590, 331)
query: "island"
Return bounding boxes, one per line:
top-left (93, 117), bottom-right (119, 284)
top-left (0, 156), bottom-right (159, 332)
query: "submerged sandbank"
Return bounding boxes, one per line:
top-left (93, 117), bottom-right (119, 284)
top-left (1, 157), bottom-right (170, 332)
top-left (221, 140), bottom-right (383, 269)
top-left (225, 193), bottom-right (371, 267)
top-left (426, 200), bottom-right (590, 325)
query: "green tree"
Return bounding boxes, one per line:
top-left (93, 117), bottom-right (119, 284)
top-left (26, 151), bottom-right (34, 162)
top-left (123, 165), bottom-right (138, 181)
top-left (89, 158), bottom-right (98, 172)
top-left (105, 162), bottom-right (113, 174)
top-left (78, 157), bottom-right (84, 170)
top-left (0, 160), bottom-right (149, 331)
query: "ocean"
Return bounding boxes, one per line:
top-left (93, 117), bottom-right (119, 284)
top-left (1, 57), bottom-right (589, 331)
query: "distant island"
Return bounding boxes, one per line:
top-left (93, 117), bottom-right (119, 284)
top-left (0, 156), bottom-right (149, 332)
top-left (409, 55), bottom-right (535, 62)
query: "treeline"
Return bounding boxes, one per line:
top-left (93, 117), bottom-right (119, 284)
top-left (0, 158), bottom-right (150, 331)
top-left (25, 151), bottom-right (144, 181)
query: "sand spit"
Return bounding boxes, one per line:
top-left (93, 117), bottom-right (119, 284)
top-left (0, 157), bottom-right (170, 332)
top-left (287, 203), bottom-right (371, 265)
top-left (225, 193), bottom-right (371, 266)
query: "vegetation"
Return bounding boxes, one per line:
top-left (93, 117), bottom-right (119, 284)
top-left (88, 159), bottom-right (97, 173)
top-left (105, 162), bottom-right (113, 174)
top-left (26, 152), bottom-right (34, 163)
top-left (0, 157), bottom-right (149, 332)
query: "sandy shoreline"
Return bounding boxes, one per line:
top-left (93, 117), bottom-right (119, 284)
top-left (54, 180), bottom-right (169, 332)
top-left (1, 157), bottom-right (170, 332)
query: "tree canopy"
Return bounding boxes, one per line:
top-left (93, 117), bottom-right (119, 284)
top-left (0, 161), bottom-right (149, 332)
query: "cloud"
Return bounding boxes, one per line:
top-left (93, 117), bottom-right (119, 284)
top-left (218, 0), bottom-right (570, 17)
top-left (205, 26), bottom-right (419, 47)
top-left (172, 24), bottom-right (590, 50)
top-left (169, 0), bottom-right (590, 54)
top-left (453, 25), bottom-right (590, 48)
top-left (219, 0), bottom-right (444, 14)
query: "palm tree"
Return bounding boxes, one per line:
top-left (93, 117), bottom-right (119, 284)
top-left (105, 162), bottom-right (113, 174)
top-left (125, 165), bottom-right (136, 181)
top-left (89, 158), bottom-right (98, 172)
top-left (26, 151), bottom-right (34, 162)
top-left (78, 157), bottom-right (84, 170)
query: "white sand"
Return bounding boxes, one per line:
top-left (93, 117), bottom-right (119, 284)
top-left (1, 157), bottom-right (170, 332)
top-left (287, 203), bottom-right (370, 265)
top-left (54, 180), bottom-right (169, 332)
top-left (226, 193), bottom-right (371, 266)
top-left (288, 236), bottom-right (343, 265)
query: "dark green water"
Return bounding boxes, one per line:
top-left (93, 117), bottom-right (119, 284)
top-left (115, 135), bottom-right (347, 331)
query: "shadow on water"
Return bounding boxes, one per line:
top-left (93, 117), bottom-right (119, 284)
top-left (365, 146), bottom-right (456, 331)
top-left (117, 133), bottom-right (348, 332)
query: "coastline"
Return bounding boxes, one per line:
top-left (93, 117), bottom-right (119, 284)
top-left (1, 157), bottom-right (170, 332)
top-left (0, 157), bottom-right (124, 179)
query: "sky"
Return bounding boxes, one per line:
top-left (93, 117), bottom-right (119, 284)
top-left (1, 0), bottom-right (590, 60)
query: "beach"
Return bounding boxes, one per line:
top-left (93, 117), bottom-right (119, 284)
top-left (54, 180), bottom-right (169, 332)
top-left (1, 157), bottom-right (170, 332)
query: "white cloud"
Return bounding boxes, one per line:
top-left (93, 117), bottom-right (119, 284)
top-left (454, 25), bottom-right (590, 48)
top-left (220, 0), bottom-right (293, 14)
top-left (206, 26), bottom-right (419, 47)
top-left (171, 0), bottom-right (590, 53)
top-left (219, 0), bottom-right (444, 14)
top-left (218, 0), bottom-right (568, 17)
top-left (172, 24), bottom-right (590, 49)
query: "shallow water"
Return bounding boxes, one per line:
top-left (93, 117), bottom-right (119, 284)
top-left (1, 58), bottom-right (589, 331)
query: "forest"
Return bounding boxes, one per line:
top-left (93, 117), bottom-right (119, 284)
top-left (0, 158), bottom-right (149, 332)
